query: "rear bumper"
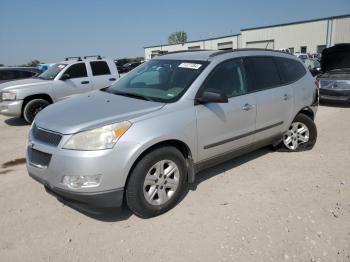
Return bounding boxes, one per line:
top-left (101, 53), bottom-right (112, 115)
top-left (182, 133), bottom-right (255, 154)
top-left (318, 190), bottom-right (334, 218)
top-left (29, 172), bottom-right (124, 208)
top-left (0, 100), bottom-right (23, 116)
top-left (319, 88), bottom-right (350, 102)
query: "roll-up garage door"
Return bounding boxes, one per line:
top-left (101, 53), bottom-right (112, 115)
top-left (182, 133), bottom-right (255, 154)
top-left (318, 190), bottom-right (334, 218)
top-left (217, 41), bottom-right (233, 50)
top-left (246, 40), bottom-right (274, 49)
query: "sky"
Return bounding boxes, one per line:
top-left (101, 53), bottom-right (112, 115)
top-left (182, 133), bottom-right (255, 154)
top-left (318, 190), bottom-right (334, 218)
top-left (0, 0), bottom-right (349, 65)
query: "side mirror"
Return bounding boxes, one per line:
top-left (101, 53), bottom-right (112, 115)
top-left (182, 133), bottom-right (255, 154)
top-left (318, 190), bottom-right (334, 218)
top-left (60, 73), bottom-right (70, 80)
top-left (196, 89), bottom-right (228, 104)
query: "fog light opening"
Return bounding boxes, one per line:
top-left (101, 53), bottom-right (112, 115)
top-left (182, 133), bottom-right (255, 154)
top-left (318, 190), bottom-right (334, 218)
top-left (62, 174), bottom-right (102, 189)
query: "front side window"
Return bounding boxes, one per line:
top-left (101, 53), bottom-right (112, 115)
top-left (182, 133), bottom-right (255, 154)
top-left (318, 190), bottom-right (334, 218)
top-left (107, 59), bottom-right (208, 103)
top-left (64, 63), bottom-right (87, 78)
top-left (90, 61), bottom-right (110, 76)
top-left (244, 56), bottom-right (281, 92)
top-left (39, 63), bottom-right (67, 80)
top-left (201, 59), bottom-right (247, 97)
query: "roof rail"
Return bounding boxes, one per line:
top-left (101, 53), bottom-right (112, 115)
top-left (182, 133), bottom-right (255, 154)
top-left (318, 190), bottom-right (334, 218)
top-left (65, 56), bottom-right (82, 61)
top-left (209, 48), bottom-right (295, 57)
top-left (159, 49), bottom-right (214, 56)
top-left (83, 55), bottom-right (102, 60)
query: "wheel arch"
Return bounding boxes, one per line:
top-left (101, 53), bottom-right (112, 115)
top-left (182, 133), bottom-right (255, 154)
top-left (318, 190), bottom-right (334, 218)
top-left (126, 139), bottom-right (195, 188)
top-left (21, 94), bottom-right (54, 116)
top-left (296, 106), bottom-right (315, 120)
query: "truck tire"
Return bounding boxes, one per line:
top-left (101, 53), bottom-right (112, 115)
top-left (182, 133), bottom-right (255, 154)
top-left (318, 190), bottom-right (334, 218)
top-left (23, 99), bottom-right (50, 124)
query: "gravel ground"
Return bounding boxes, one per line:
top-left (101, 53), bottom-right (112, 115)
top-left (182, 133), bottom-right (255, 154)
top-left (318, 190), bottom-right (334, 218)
top-left (0, 104), bottom-right (349, 262)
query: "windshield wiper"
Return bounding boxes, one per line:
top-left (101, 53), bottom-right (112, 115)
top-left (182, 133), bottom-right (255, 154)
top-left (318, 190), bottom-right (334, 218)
top-left (112, 91), bottom-right (153, 101)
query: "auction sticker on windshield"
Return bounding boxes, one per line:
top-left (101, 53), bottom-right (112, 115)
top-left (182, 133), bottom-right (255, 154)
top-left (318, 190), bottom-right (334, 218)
top-left (178, 63), bottom-right (202, 70)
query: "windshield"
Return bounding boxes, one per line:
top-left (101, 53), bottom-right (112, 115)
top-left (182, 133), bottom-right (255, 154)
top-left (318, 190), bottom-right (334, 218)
top-left (107, 59), bottom-right (208, 103)
top-left (38, 63), bottom-right (67, 80)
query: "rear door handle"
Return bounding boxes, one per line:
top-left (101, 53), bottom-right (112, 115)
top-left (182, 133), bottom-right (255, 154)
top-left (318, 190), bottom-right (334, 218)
top-left (81, 81), bottom-right (90, 84)
top-left (283, 94), bottom-right (289, 101)
top-left (242, 103), bottom-right (254, 111)
top-left (109, 78), bottom-right (116, 81)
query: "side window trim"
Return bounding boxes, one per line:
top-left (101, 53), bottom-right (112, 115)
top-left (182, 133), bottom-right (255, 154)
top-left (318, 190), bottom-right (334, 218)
top-left (195, 57), bottom-right (248, 100)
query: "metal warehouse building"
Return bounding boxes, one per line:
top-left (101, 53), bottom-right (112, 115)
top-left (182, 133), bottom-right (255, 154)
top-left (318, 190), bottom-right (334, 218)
top-left (144, 14), bottom-right (350, 60)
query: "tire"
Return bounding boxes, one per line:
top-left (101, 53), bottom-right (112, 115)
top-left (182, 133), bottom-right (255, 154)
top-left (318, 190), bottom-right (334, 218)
top-left (281, 113), bottom-right (317, 151)
top-left (126, 146), bottom-right (187, 218)
top-left (23, 99), bottom-right (50, 124)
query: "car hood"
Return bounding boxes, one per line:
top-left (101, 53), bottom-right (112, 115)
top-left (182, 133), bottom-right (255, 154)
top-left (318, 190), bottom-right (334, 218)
top-left (0, 78), bottom-right (51, 91)
top-left (35, 91), bottom-right (165, 134)
top-left (321, 44), bottom-right (350, 73)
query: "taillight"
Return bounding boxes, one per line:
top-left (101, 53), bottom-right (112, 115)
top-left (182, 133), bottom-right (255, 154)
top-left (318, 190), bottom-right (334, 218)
top-left (315, 80), bottom-right (320, 89)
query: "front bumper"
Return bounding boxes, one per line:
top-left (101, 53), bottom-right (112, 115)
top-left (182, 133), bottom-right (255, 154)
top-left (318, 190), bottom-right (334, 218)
top-left (25, 125), bottom-right (142, 208)
top-left (29, 172), bottom-right (124, 208)
top-left (319, 88), bottom-right (350, 102)
top-left (0, 100), bottom-right (23, 116)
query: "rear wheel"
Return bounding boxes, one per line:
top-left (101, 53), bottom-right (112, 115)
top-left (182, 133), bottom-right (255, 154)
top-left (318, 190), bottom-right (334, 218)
top-left (23, 99), bottom-right (50, 124)
top-left (282, 113), bottom-right (317, 151)
top-left (126, 146), bottom-right (186, 218)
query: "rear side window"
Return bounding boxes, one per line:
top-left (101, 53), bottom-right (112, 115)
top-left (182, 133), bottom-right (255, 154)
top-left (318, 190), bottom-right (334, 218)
top-left (274, 57), bottom-right (306, 84)
top-left (16, 70), bottom-right (36, 78)
top-left (65, 63), bottom-right (87, 78)
top-left (0, 70), bottom-right (16, 80)
top-left (244, 56), bottom-right (281, 92)
top-left (90, 61), bottom-right (111, 76)
top-left (201, 59), bottom-right (247, 97)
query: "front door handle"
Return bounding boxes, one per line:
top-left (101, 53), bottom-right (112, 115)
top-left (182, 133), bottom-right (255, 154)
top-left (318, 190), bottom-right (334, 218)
top-left (109, 78), bottom-right (116, 81)
top-left (81, 81), bottom-right (90, 84)
top-left (242, 103), bottom-right (254, 111)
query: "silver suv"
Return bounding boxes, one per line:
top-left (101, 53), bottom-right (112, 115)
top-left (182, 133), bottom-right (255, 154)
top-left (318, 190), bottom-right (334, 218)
top-left (26, 49), bottom-right (318, 218)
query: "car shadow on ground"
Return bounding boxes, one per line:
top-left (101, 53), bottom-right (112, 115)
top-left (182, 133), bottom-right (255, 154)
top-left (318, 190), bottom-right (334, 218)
top-left (56, 147), bottom-right (272, 222)
top-left (57, 197), bottom-right (133, 222)
top-left (4, 117), bottom-right (28, 126)
top-left (187, 147), bottom-right (271, 192)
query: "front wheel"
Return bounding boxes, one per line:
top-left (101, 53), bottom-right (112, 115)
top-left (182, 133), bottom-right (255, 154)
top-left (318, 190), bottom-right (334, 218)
top-left (282, 113), bottom-right (317, 151)
top-left (126, 146), bottom-right (187, 218)
top-left (23, 99), bottom-right (50, 124)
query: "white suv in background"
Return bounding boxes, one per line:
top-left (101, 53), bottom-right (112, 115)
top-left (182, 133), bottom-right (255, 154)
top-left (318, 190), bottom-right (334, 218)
top-left (0, 56), bottom-right (119, 123)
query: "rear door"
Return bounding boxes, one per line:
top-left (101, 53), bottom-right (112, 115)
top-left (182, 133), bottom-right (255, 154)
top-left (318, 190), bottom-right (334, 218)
top-left (53, 62), bottom-right (93, 100)
top-left (244, 56), bottom-right (293, 142)
top-left (196, 58), bottom-right (257, 162)
top-left (89, 60), bottom-right (117, 89)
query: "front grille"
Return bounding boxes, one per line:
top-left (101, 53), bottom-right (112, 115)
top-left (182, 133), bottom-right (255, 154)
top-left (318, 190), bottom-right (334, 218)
top-left (28, 148), bottom-right (52, 168)
top-left (32, 124), bottom-right (62, 146)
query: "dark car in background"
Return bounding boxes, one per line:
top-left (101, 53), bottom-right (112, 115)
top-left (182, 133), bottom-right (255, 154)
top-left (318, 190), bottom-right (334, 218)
top-left (114, 58), bottom-right (129, 74)
top-left (121, 62), bottom-right (142, 73)
top-left (318, 44), bottom-right (350, 103)
top-left (0, 67), bottom-right (40, 84)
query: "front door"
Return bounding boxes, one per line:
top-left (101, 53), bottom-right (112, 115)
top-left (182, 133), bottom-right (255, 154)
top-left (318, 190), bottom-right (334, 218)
top-left (195, 59), bottom-right (257, 162)
top-left (54, 62), bottom-right (93, 100)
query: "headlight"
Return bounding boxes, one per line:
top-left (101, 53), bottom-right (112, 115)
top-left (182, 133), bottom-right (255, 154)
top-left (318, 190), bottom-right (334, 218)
top-left (63, 121), bottom-right (131, 150)
top-left (1, 91), bottom-right (16, 101)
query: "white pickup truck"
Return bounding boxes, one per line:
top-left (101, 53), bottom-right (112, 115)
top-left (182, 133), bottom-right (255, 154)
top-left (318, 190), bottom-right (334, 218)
top-left (0, 56), bottom-right (119, 123)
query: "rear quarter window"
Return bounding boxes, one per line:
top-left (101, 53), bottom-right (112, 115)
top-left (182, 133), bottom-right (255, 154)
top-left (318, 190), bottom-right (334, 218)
top-left (274, 57), bottom-right (306, 84)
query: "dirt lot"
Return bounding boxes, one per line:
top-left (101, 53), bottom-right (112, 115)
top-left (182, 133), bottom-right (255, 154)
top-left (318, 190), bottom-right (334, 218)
top-left (0, 105), bottom-right (349, 262)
